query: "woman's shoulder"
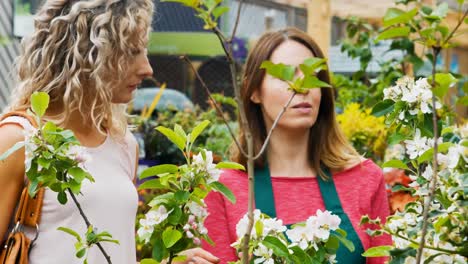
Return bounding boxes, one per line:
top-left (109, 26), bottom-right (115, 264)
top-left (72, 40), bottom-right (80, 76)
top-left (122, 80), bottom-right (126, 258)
top-left (219, 169), bottom-right (249, 187)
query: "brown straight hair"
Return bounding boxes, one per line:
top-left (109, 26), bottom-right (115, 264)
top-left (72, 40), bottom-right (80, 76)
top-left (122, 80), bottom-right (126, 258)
top-left (231, 27), bottom-right (361, 178)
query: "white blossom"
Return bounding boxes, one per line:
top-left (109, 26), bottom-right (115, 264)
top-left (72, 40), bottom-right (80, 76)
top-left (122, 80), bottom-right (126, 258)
top-left (383, 76), bottom-right (442, 117)
top-left (137, 205), bottom-right (172, 243)
top-left (253, 244), bottom-right (274, 264)
top-left (316, 209), bottom-right (341, 231)
top-left (23, 128), bottom-right (39, 171)
top-left (193, 150), bottom-right (222, 183)
top-left (438, 145), bottom-right (466, 169)
top-left (66, 145), bottom-right (92, 165)
top-left (404, 129), bottom-right (441, 159)
top-left (187, 201), bottom-right (208, 219)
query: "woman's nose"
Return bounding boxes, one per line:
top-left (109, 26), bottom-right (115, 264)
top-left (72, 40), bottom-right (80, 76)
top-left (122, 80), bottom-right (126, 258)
top-left (138, 55), bottom-right (153, 79)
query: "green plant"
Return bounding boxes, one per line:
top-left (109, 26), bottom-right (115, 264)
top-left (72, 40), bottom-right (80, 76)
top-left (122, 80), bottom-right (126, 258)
top-left (136, 121), bottom-right (240, 264)
top-left (358, 1), bottom-right (468, 263)
top-left (0, 92), bottom-right (117, 264)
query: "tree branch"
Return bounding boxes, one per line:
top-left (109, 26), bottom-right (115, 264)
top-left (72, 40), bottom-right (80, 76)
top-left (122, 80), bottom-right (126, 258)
top-left (391, 230), bottom-right (462, 256)
top-left (229, 0), bottom-right (244, 43)
top-left (253, 92), bottom-right (297, 160)
top-left (68, 189), bottom-right (112, 264)
top-left (415, 46), bottom-right (441, 264)
top-left (181, 56), bottom-right (247, 157)
top-left (442, 8), bottom-right (468, 47)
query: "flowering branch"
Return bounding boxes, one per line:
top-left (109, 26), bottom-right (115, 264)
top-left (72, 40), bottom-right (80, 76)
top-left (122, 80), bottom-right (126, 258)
top-left (415, 45), bottom-right (441, 264)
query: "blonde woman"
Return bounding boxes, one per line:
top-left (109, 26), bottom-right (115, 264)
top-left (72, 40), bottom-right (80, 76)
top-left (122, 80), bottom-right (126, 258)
top-left (0, 0), bottom-right (154, 263)
top-left (201, 28), bottom-right (392, 264)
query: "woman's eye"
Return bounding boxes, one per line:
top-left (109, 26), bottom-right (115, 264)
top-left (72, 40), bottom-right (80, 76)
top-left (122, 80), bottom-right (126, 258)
top-left (131, 49), bottom-right (142, 55)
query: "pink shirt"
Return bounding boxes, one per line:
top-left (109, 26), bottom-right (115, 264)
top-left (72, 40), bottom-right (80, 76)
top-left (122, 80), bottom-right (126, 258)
top-left (202, 159), bottom-right (391, 264)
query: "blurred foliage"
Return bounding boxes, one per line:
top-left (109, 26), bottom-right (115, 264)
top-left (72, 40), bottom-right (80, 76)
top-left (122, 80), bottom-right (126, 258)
top-left (337, 103), bottom-right (388, 162)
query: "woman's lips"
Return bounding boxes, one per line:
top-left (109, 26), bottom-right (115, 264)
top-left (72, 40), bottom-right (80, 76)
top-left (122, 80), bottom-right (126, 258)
top-left (292, 102), bottom-right (312, 114)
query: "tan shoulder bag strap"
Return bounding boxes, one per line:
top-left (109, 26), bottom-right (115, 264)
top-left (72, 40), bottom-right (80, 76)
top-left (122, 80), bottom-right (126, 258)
top-left (0, 111), bottom-right (44, 229)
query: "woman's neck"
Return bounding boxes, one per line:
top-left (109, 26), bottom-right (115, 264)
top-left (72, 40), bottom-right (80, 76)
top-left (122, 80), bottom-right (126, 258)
top-left (46, 107), bottom-right (107, 148)
top-left (266, 126), bottom-right (315, 178)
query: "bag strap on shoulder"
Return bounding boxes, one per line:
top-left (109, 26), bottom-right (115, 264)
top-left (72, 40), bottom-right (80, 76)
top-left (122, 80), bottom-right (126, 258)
top-left (1, 111), bottom-right (44, 228)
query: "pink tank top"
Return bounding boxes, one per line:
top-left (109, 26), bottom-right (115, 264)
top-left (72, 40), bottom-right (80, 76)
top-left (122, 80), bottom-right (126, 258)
top-left (1, 116), bottom-right (139, 264)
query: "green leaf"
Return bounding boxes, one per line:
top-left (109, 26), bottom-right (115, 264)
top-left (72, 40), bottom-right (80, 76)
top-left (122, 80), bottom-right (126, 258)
top-left (152, 237), bottom-right (168, 262)
top-left (255, 219), bottom-right (264, 238)
top-left (215, 161), bottom-right (245, 170)
top-left (138, 179), bottom-right (165, 190)
top-left (168, 206), bottom-right (182, 225)
top-left (68, 179), bottom-right (81, 195)
top-left (37, 157), bottom-right (51, 170)
top-left (302, 76), bottom-right (332, 89)
top-left (262, 236), bottom-right (289, 257)
top-left (210, 182), bottom-right (236, 204)
top-left (456, 96), bottom-right (468, 106)
top-left (376, 26), bottom-right (411, 41)
top-left (300, 57), bottom-right (328, 75)
top-left (431, 73), bottom-right (458, 98)
top-left (260, 61), bottom-right (295, 82)
top-left (362, 245), bottom-right (393, 257)
top-left (141, 259), bottom-right (159, 264)
top-left (139, 164), bottom-right (179, 179)
top-left (383, 8), bottom-right (418, 27)
top-left (418, 142), bottom-right (453, 163)
top-left (0, 141), bottom-right (24, 161)
top-left (156, 126), bottom-right (186, 152)
top-left (174, 124), bottom-right (187, 139)
top-left (175, 191), bottom-right (190, 203)
top-left (76, 248), bottom-right (86, 259)
top-left (57, 191), bottom-right (68, 204)
top-left (162, 0), bottom-right (198, 8)
top-left (31, 92), bottom-right (50, 118)
top-left (388, 132), bottom-right (406, 145)
top-left (371, 99), bottom-right (395, 117)
top-left (68, 167), bottom-right (87, 182)
top-left (190, 120), bottom-right (210, 144)
top-left (57, 227), bottom-right (82, 242)
top-left (336, 228), bottom-right (347, 237)
top-left (212, 6), bottom-right (229, 20)
top-left (325, 235), bottom-right (340, 250)
top-left (382, 160), bottom-right (409, 170)
top-left (162, 228), bottom-right (182, 248)
top-left (332, 233), bottom-right (355, 252)
top-left (289, 245), bottom-right (314, 263)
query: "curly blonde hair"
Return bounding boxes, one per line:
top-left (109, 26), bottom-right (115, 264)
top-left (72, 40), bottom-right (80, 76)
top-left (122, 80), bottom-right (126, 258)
top-left (6, 0), bottom-right (154, 138)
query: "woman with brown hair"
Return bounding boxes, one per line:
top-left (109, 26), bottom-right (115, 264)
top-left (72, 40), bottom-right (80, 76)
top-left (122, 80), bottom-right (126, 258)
top-left (0, 0), bottom-right (154, 263)
top-left (201, 27), bottom-right (391, 264)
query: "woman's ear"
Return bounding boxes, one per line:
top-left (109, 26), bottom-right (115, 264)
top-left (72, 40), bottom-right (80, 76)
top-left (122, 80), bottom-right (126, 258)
top-left (250, 90), bottom-right (261, 104)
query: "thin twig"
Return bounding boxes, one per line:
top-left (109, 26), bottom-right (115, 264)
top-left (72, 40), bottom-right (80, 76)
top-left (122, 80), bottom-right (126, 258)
top-left (229, 0), bottom-right (244, 43)
top-left (181, 56), bottom-right (247, 157)
top-left (68, 189), bottom-right (112, 264)
top-left (442, 8), bottom-right (468, 47)
top-left (391, 230), bottom-right (462, 256)
top-left (217, 1), bottom-right (255, 263)
top-left (242, 136), bottom-right (255, 264)
top-left (253, 92), bottom-right (297, 160)
top-left (415, 47), bottom-right (441, 264)
top-left (212, 27), bottom-right (233, 63)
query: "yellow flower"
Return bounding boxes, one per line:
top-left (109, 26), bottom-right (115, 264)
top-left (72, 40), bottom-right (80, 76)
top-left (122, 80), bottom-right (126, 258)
top-left (337, 103), bottom-right (388, 160)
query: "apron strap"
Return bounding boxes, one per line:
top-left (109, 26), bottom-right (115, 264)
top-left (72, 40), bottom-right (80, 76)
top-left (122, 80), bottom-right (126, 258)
top-left (254, 166), bottom-right (277, 218)
top-left (316, 169), bottom-right (344, 213)
top-left (254, 165), bottom-right (366, 263)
